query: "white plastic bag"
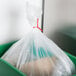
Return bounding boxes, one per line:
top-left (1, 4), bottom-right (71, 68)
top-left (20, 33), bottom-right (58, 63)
top-left (2, 28), bottom-right (75, 76)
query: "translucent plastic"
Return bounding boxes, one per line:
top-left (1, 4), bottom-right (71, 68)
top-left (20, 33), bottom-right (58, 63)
top-left (26, 0), bottom-right (42, 27)
top-left (2, 28), bottom-right (75, 76)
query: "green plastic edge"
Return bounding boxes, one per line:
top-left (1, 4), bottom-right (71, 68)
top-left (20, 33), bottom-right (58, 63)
top-left (0, 41), bottom-right (26, 76)
top-left (0, 58), bottom-right (26, 76)
top-left (0, 41), bottom-right (17, 57)
top-left (66, 52), bottom-right (76, 67)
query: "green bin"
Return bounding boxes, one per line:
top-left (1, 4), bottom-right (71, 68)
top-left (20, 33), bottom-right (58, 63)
top-left (0, 41), bottom-right (76, 76)
top-left (0, 41), bottom-right (26, 76)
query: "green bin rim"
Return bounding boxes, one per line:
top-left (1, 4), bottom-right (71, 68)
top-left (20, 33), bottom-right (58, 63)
top-left (0, 58), bottom-right (26, 76)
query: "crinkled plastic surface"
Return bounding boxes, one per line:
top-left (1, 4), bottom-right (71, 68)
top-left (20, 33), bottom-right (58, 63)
top-left (2, 28), bottom-right (75, 76)
top-left (26, 0), bottom-right (42, 27)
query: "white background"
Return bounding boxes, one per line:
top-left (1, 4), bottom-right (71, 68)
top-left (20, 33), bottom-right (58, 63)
top-left (44, 0), bottom-right (76, 38)
top-left (0, 0), bottom-right (76, 44)
top-left (0, 0), bottom-right (42, 44)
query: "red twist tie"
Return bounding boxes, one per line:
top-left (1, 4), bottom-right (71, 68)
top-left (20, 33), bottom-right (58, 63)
top-left (33, 18), bottom-right (43, 32)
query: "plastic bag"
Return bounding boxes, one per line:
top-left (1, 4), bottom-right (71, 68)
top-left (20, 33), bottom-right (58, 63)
top-left (2, 28), bottom-right (75, 76)
top-left (26, 0), bottom-right (42, 27)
